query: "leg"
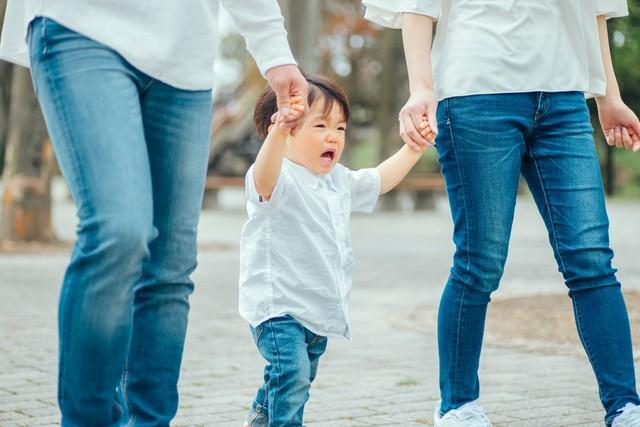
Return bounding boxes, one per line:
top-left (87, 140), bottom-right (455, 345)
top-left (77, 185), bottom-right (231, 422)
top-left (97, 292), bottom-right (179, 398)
top-left (435, 94), bottom-right (532, 414)
top-left (28, 18), bottom-right (154, 426)
top-left (119, 81), bottom-right (213, 425)
top-left (306, 332), bottom-right (328, 384)
top-left (521, 92), bottom-right (639, 426)
top-left (252, 316), bottom-right (318, 427)
top-left (246, 325), bottom-right (272, 427)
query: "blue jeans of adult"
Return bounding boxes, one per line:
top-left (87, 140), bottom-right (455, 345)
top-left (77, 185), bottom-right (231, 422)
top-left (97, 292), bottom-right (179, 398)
top-left (247, 315), bottom-right (328, 427)
top-left (28, 18), bottom-right (213, 427)
top-left (435, 91), bottom-right (639, 426)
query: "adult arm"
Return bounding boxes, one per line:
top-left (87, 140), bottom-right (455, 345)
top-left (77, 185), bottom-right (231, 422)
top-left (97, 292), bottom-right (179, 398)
top-left (594, 6), bottom-right (640, 151)
top-left (221, 0), bottom-right (309, 128)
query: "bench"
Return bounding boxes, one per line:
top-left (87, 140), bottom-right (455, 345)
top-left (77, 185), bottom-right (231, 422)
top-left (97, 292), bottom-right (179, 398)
top-left (388, 173), bottom-right (445, 210)
top-left (204, 173), bottom-right (445, 210)
top-left (203, 176), bottom-right (244, 209)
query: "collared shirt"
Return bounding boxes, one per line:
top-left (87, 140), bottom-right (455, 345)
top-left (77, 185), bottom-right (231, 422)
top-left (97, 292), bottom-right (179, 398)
top-left (239, 158), bottom-right (381, 340)
top-left (0, 0), bottom-right (296, 90)
top-left (363, 0), bottom-right (629, 101)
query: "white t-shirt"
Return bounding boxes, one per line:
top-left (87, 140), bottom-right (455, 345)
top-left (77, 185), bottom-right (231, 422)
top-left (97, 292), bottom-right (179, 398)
top-left (363, 0), bottom-right (629, 100)
top-left (239, 158), bottom-right (381, 340)
top-left (0, 0), bottom-right (297, 90)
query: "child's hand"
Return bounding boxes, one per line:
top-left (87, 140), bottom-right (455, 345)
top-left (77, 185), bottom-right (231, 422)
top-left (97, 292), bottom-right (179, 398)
top-left (269, 96), bottom-right (306, 137)
top-left (417, 114), bottom-right (436, 150)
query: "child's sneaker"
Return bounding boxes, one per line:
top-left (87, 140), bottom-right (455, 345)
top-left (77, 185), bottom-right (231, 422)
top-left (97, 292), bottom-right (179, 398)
top-left (612, 403), bottom-right (640, 426)
top-left (434, 400), bottom-right (493, 427)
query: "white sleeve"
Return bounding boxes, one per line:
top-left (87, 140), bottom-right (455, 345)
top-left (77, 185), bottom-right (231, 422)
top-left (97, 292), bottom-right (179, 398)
top-left (0, 0), bottom-right (36, 67)
top-left (596, 0), bottom-right (629, 18)
top-left (349, 168), bottom-right (381, 213)
top-left (220, 0), bottom-right (297, 76)
top-left (362, 0), bottom-right (442, 28)
top-left (244, 164), bottom-right (287, 209)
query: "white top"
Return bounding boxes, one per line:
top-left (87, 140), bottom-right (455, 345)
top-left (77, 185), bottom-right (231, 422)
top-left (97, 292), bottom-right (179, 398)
top-left (239, 158), bottom-right (381, 340)
top-left (363, 0), bottom-right (629, 101)
top-left (0, 0), bottom-right (297, 90)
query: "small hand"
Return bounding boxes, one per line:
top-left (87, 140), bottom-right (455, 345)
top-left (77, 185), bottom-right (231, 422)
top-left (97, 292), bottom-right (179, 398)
top-left (269, 96), bottom-right (305, 137)
top-left (266, 64), bottom-right (309, 131)
top-left (597, 97), bottom-right (640, 152)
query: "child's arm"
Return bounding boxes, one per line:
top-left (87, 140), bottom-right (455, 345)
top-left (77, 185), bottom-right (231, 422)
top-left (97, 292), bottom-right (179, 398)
top-left (377, 118), bottom-right (434, 195)
top-left (253, 97), bottom-right (304, 200)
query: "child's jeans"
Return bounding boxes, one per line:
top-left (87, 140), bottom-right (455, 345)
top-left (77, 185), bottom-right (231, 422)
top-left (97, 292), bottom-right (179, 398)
top-left (247, 315), bottom-right (328, 427)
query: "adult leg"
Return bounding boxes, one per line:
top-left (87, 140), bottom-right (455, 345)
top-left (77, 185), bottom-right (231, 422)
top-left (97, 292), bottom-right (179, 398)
top-left (435, 93), bottom-right (533, 414)
top-left (29, 18), bottom-right (155, 426)
top-left (521, 91), bottom-right (639, 426)
top-left (117, 78), bottom-right (213, 426)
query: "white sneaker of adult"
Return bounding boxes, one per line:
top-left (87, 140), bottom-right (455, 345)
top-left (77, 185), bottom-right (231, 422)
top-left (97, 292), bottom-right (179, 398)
top-left (612, 403), bottom-right (640, 427)
top-left (434, 400), bottom-right (493, 427)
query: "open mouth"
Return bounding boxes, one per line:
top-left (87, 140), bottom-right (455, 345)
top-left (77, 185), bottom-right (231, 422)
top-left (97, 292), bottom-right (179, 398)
top-left (320, 149), bottom-right (336, 161)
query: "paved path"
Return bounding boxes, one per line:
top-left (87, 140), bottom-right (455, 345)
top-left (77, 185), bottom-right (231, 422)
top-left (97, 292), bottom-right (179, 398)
top-left (1, 184), bottom-right (639, 426)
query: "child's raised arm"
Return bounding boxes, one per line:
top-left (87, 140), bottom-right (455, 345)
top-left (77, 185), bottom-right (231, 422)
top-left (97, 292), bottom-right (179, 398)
top-left (377, 118), bottom-right (434, 195)
top-left (253, 97), bottom-right (304, 200)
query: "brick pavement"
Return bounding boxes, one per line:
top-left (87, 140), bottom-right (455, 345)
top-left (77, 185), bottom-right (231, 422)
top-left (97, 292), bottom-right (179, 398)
top-left (1, 185), bottom-right (639, 426)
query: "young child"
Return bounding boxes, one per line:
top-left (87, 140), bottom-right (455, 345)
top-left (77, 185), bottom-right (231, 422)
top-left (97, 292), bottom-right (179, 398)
top-left (239, 75), bottom-right (434, 427)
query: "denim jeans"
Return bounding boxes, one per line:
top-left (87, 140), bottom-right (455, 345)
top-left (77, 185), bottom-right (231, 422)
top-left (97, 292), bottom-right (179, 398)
top-left (435, 92), bottom-right (639, 426)
top-left (247, 315), bottom-right (328, 427)
top-left (28, 18), bottom-right (213, 427)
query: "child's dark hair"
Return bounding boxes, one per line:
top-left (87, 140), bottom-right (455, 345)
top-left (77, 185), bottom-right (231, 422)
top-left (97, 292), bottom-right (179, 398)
top-left (253, 74), bottom-right (350, 139)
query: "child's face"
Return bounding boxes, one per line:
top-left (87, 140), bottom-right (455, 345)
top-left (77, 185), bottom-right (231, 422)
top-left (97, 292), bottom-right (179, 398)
top-left (286, 100), bottom-right (346, 175)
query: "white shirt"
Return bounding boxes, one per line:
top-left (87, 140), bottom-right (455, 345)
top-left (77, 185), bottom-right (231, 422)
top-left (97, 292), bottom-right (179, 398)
top-left (0, 0), bottom-right (296, 90)
top-left (363, 0), bottom-right (629, 101)
top-left (239, 159), bottom-right (381, 340)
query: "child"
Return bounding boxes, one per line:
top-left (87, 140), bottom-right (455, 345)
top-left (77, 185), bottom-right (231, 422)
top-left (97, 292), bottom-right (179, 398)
top-left (239, 75), bottom-right (434, 427)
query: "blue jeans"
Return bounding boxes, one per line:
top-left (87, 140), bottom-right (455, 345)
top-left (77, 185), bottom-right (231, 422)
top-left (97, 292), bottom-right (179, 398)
top-left (28, 18), bottom-right (213, 426)
top-left (435, 92), bottom-right (639, 426)
top-left (247, 316), bottom-right (328, 427)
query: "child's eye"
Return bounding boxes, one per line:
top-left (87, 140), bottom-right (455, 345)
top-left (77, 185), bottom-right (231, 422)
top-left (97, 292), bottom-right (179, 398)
top-left (314, 124), bottom-right (326, 129)
top-left (337, 126), bottom-right (346, 132)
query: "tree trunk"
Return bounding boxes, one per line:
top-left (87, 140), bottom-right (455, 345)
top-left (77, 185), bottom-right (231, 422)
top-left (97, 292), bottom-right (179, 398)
top-left (280, 0), bottom-right (321, 73)
top-left (1, 67), bottom-right (55, 242)
top-left (377, 29), bottom-right (405, 209)
top-left (0, 0), bottom-right (11, 173)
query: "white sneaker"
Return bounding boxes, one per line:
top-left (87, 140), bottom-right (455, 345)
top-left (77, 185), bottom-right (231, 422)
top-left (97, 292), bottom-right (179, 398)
top-left (612, 403), bottom-right (640, 427)
top-left (434, 400), bottom-right (493, 427)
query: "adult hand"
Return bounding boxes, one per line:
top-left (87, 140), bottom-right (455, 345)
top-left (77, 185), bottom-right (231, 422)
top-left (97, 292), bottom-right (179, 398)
top-left (597, 97), bottom-right (640, 152)
top-left (399, 87), bottom-right (438, 152)
top-left (265, 64), bottom-right (309, 131)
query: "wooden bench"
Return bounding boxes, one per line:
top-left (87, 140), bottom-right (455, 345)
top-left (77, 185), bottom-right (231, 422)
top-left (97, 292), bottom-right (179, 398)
top-left (388, 173), bottom-right (445, 210)
top-left (203, 173), bottom-right (445, 210)
top-left (203, 175), bottom-right (244, 209)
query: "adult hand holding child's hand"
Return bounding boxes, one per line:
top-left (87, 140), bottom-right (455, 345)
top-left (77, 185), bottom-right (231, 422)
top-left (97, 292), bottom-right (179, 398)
top-left (266, 64), bottom-right (309, 131)
top-left (597, 97), bottom-right (640, 152)
top-left (399, 88), bottom-right (438, 152)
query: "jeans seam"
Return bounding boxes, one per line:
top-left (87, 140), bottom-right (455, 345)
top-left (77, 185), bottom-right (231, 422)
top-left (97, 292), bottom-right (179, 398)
top-left (267, 320), bottom-right (282, 412)
top-left (572, 296), bottom-right (604, 399)
top-left (121, 353), bottom-right (135, 426)
top-left (528, 145), bottom-right (567, 273)
top-left (452, 286), bottom-right (466, 407)
top-left (446, 110), bottom-right (471, 272)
